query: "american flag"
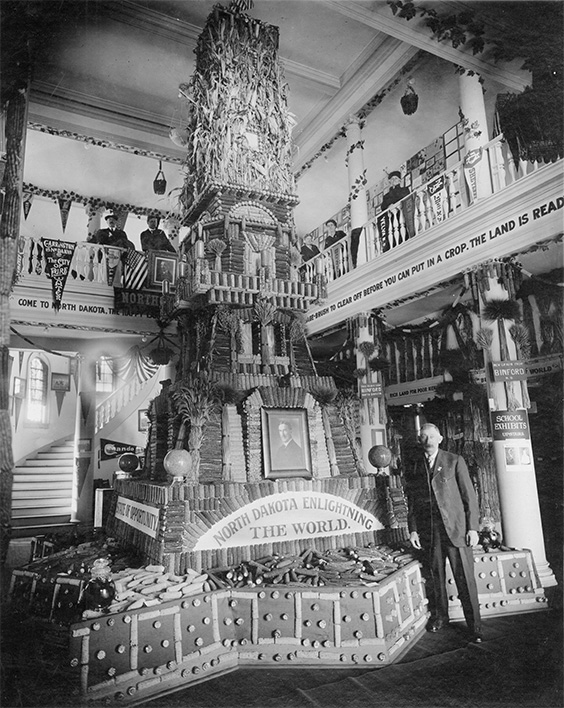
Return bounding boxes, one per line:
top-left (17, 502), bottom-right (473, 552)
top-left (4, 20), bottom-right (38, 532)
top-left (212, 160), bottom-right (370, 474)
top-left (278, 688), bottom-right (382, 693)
top-left (123, 250), bottom-right (148, 290)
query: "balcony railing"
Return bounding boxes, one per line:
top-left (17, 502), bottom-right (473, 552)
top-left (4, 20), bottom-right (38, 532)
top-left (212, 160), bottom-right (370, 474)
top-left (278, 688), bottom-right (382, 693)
top-left (301, 134), bottom-right (553, 284)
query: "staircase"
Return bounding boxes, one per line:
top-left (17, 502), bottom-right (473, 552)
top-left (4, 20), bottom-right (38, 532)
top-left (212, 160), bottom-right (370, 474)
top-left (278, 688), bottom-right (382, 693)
top-left (11, 439), bottom-right (75, 538)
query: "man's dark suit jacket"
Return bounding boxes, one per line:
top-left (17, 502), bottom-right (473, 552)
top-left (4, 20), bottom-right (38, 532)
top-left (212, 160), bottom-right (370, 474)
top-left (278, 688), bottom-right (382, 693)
top-left (89, 228), bottom-right (134, 250)
top-left (406, 449), bottom-right (479, 547)
top-left (140, 228), bottom-right (176, 253)
top-left (274, 439), bottom-right (304, 469)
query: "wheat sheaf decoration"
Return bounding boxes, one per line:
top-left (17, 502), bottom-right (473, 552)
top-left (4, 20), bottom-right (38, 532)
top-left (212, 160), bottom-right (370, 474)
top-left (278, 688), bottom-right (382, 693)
top-left (482, 298), bottom-right (521, 324)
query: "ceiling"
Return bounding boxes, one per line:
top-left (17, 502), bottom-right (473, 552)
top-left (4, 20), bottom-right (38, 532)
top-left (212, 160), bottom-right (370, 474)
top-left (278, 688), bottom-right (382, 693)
top-left (6, 0), bottom-right (547, 237)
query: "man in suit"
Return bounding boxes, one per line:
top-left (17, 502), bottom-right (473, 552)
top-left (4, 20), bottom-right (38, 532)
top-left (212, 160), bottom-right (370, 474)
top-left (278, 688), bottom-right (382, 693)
top-left (406, 422), bottom-right (482, 642)
top-left (274, 420), bottom-right (304, 470)
top-left (89, 213), bottom-right (134, 249)
top-left (140, 215), bottom-right (176, 253)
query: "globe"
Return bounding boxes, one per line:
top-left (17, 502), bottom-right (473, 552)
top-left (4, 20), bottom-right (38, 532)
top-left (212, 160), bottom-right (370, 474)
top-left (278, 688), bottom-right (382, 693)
top-left (368, 445), bottom-right (392, 469)
top-left (163, 449), bottom-right (193, 482)
top-left (118, 453), bottom-right (139, 473)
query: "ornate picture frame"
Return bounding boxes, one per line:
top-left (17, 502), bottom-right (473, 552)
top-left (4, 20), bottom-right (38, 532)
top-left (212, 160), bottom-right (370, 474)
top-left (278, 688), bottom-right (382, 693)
top-left (148, 251), bottom-right (177, 289)
top-left (51, 372), bottom-right (71, 391)
top-left (138, 409), bottom-right (150, 432)
top-left (261, 407), bottom-right (312, 480)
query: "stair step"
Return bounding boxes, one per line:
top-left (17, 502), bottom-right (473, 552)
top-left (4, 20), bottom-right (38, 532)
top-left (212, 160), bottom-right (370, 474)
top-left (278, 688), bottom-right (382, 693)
top-left (21, 459), bottom-right (74, 467)
top-left (13, 480), bottom-right (73, 491)
top-left (15, 466), bottom-right (73, 475)
top-left (12, 505), bottom-right (73, 518)
top-left (36, 451), bottom-right (74, 459)
top-left (13, 475), bottom-right (74, 486)
top-left (13, 487), bottom-right (73, 499)
top-left (11, 518), bottom-right (73, 534)
top-left (13, 498), bottom-right (74, 510)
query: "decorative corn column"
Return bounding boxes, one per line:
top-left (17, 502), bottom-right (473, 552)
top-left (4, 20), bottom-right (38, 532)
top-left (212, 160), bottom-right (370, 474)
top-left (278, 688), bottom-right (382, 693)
top-left (345, 116), bottom-right (369, 268)
top-left (74, 355), bottom-right (97, 523)
top-left (473, 263), bottom-right (556, 587)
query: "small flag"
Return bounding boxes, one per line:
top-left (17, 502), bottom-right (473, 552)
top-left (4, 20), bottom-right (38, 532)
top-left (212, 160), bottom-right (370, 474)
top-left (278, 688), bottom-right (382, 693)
top-left (123, 250), bottom-right (148, 290)
top-left (23, 192), bottom-right (34, 220)
top-left (58, 197), bottom-right (73, 232)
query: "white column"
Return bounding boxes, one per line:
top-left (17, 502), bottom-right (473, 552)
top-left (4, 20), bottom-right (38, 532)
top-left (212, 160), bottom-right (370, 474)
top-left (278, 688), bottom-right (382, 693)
top-left (345, 116), bottom-right (369, 267)
top-left (479, 276), bottom-right (556, 587)
top-left (458, 71), bottom-right (491, 202)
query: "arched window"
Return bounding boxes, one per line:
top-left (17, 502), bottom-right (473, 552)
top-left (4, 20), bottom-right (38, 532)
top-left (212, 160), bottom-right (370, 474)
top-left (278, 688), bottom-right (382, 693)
top-left (27, 355), bottom-right (49, 423)
top-left (96, 356), bottom-right (115, 394)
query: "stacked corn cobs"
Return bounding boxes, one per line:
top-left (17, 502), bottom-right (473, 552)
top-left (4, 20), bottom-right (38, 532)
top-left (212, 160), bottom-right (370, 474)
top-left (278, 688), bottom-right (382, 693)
top-left (205, 545), bottom-right (415, 590)
top-left (93, 546), bottom-right (415, 616)
top-left (182, 4), bottom-right (295, 204)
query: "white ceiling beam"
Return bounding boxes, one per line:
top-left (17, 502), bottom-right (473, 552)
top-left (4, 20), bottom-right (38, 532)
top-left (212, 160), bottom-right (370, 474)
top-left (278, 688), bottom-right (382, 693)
top-left (328, 0), bottom-right (528, 93)
top-left (293, 38), bottom-right (420, 172)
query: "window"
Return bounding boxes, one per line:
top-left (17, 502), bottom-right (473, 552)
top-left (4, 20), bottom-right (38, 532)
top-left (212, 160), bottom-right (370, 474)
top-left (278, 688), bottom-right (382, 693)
top-left (27, 356), bottom-right (49, 423)
top-left (96, 356), bottom-right (114, 394)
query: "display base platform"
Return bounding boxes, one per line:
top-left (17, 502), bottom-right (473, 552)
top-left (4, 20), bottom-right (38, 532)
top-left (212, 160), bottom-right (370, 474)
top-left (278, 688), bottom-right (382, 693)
top-left (8, 546), bottom-right (549, 706)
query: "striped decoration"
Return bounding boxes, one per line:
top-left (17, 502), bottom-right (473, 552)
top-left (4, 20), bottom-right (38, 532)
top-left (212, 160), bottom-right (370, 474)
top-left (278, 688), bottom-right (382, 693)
top-left (123, 250), bottom-right (148, 290)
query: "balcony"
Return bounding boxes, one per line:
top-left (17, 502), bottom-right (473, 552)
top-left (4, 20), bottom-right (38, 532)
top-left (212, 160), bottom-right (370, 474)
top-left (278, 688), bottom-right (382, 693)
top-left (304, 135), bottom-right (563, 335)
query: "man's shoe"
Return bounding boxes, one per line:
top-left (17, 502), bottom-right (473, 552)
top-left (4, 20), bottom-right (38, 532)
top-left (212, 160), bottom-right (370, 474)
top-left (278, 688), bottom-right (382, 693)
top-left (427, 618), bottom-right (448, 633)
top-left (470, 631), bottom-right (483, 643)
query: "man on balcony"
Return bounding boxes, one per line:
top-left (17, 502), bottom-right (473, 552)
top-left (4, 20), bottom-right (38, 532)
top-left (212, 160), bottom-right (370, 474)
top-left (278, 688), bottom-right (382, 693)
top-left (140, 215), bottom-right (176, 253)
top-left (88, 213), bottom-right (134, 249)
top-left (378, 172), bottom-right (415, 251)
top-left (324, 219), bottom-right (347, 278)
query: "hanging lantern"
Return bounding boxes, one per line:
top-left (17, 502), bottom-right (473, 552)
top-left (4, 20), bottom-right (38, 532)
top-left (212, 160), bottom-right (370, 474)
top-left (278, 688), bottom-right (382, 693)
top-left (153, 160), bottom-right (167, 195)
top-left (400, 82), bottom-right (419, 116)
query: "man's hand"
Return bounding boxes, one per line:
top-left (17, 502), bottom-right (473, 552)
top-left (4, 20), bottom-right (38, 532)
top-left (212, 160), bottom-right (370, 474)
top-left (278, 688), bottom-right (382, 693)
top-left (410, 531), bottom-right (422, 550)
top-left (466, 530), bottom-right (479, 547)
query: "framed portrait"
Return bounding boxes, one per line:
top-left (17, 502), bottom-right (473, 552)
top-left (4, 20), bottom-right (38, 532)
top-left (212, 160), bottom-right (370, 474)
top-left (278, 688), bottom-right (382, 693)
top-left (148, 251), bottom-right (177, 289)
top-left (13, 377), bottom-right (26, 399)
top-left (138, 409), bottom-right (150, 432)
top-left (261, 407), bottom-right (312, 480)
top-left (51, 372), bottom-right (71, 391)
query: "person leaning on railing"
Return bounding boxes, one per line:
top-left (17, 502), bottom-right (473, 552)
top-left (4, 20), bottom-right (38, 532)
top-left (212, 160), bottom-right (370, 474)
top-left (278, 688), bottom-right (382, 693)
top-left (140, 214), bottom-right (176, 253)
top-left (88, 212), bottom-right (135, 250)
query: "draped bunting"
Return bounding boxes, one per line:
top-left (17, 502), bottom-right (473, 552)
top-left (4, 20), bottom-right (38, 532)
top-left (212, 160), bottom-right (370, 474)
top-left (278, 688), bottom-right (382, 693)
top-left (106, 346), bottom-right (159, 385)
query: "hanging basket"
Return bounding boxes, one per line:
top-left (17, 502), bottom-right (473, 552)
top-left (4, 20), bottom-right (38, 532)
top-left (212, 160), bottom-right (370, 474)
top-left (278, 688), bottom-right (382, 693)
top-left (400, 86), bottom-right (419, 116)
top-left (153, 161), bottom-right (167, 195)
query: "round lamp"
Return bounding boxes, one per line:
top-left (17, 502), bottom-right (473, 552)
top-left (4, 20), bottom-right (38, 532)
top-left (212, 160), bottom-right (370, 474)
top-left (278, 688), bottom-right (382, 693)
top-left (163, 449), bottom-right (194, 483)
top-left (367, 445), bottom-right (392, 470)
top-left (118, 453), bottom-right (139, 473)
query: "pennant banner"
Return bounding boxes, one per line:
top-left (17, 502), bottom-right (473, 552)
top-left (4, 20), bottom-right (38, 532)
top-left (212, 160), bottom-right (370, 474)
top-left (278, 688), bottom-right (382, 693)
top-left (463, 147), bottom-right (483, 204)
top-left (22, 191), bottom-right (34, 220)
top-left (41, 238), bottom-right (77, 311)
top-left (58, 196), bottom-right (73, 232)
top-left (106, 247), bottom-right (123, 286)
top-left (55, 388), bottom-right (66, 416)
top-left (100, 438), bottom-right (137, 461)
top-left (427, 175), bottom-right (447, 223)
top-left (376, 212), bottom-right (391, 252)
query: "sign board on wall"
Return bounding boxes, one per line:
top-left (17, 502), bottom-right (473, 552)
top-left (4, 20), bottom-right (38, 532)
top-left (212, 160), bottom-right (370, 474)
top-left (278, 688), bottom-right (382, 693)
top-left (115, 496), bottom-right (160, 538)
top-left (385, 376), bottom-right (445, 405)
top-left (491, 410), bottom-right (530, 441)
top-left (193, 492), bottom-right (381, 551)
top-left (360, 382), bottom-right (383, 398)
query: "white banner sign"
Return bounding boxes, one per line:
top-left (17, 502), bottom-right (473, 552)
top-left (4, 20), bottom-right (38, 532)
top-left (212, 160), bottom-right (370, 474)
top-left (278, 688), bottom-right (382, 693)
top-left (115, 496), bottom-right (160, 539)
top-left (193, 491), bottom-right (381, 550)
top-left (385, 375), bottom-right (445, 405)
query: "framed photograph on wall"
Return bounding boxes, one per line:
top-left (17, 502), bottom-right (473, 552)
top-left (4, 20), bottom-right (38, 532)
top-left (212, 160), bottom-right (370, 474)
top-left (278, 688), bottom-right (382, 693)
top-left (13, 377), bottom-right (26, 399)
top-left (148, 251), bottom-right (177, 289)
top-left (138, 409), bottom-right (150, 432)
top-left (51, 372), bottom-right (71, 391)
top-left (261, 407), bottom-right (312, 480)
